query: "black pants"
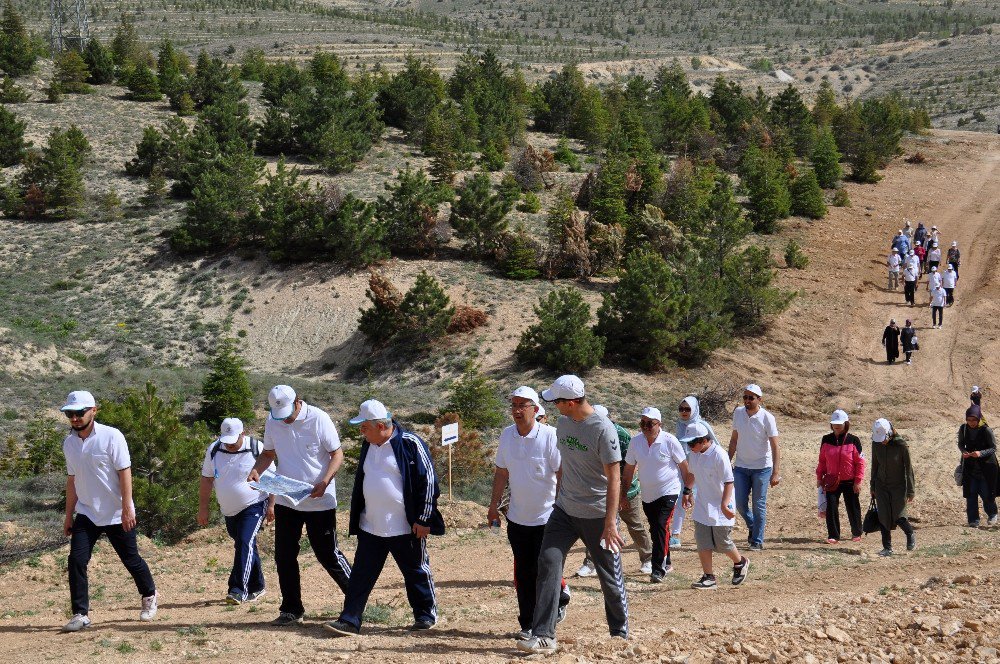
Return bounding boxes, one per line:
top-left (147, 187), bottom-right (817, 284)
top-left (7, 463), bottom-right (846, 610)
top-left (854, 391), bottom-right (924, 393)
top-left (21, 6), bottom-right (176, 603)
top-left (903, 281), bottom-right (915, 304)
top-left (824, 481), bottom-right (862, 540)
top-left (965, 475), bottom-right (998, 524)
top-left (945, 288), bottom-right (954, 305)
top-left (904, 351), bottom-right (912, 362)
top-left (932, 306), bottom-right (943, 326)
top-left (879, 517), bottom-right (914, 550)
top-left (506, 520), bottom-right (570, 631)
top-left (68, 514), bottom-right (156, 616)
top-left (273, 504), bottom-right (351, 616)
top-left (641, 494), bottom-right (678, 577)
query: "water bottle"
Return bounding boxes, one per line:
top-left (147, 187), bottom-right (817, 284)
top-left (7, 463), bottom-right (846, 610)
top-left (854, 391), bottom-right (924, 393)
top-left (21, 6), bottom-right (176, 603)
top-left (490, 519), bottom-right (501, 536)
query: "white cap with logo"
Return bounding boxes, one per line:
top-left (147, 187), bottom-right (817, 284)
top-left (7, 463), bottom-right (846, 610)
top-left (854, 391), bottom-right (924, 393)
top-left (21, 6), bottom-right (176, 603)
top-left (61, 390), bottom-right (96, 411)
top-left (509, 386), bottom-right (540, 407)
top-left (219, 418), bottom-right (244, 445)
top-left (871, 418), bottom-right (892, 443)
top-left (541, 375), bottom-right (585, 401)
top-left (830, 409), bottom-right (849, 425)
top-left (744, 384), bottom-right (763, 397)
top-left (641, 406), bottom-right (662, 422)
top-left (349, 399), bottom-right (391, 425)
top-left (680, 422), bottom-right (710, 445)
top-left (268, 385), bottom-right (297, 420)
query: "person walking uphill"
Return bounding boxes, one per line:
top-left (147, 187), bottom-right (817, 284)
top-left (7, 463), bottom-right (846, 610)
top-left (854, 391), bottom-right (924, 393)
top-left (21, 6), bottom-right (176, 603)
top-left (60, 391), bottom-right (158, 633)
top-left (957, 405), bottom-right (998, 528)
top-left (947, 241), bottom-right (961, 278)
top-left (930, 285), bottom-right (946, 329)
top-left (943, 264), bottom-right (957, 306)
top-left (248, 385), bottom-right (352, 626)
top-left (517, 375), bottom-right (629, 655)
top-left (325, 400), bottom-right (444, 637)
top-left (887, 248), bottom-right (901, 290)
top-left (900, 320), bottom-right (918, 365)
top-left (902, 263), bottom-right (918, 306)
top-left (869, 419), bottom-right (916, 556)
top-left (881, 320), bottom-right (900, 364)
top-left (672, 396), bottom-right (720, 547)
top-left (816, 410), bottom-right (865, 544)
top-left (728, 384), bottom-right (781, 550)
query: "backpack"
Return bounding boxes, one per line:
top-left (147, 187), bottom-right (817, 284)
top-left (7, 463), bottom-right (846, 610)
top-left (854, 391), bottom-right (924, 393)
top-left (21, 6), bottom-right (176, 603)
top-left (209, 436), bottom-right (262, 478)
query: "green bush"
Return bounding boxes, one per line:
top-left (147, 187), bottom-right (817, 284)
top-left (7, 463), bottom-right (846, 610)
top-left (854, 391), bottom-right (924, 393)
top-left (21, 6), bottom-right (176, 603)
top-left (443, 363), bottom-right (505, 430)
top-left (831, 187), bottom-right (851, 207)
top-left (790, 168), bottom-right (827, 219)
top-left (784, 240), bottom-right (809, 269)
top-left (516, 287), bottom-right (604, 373)
top-left (450, 172), bottom-right (512, 255)
top-left (54, 50), bottom-right (92, 94)
top-left (739, 145), bottom-right (791, 233)
top-left (82, 39), bottom-right (115, 85)
top-left (500, 228), bottom-right (541, 280)
top-left (199, 337), bottom-right (255, 429)
top-left (0, 104), bottom-right (26, 166)
top-left (0, 75), bottom-right (28, 102)
top-left (723, 245), bottom-right (795, 336)
top-left (125, 62), bottom-right (162, 101)
top-left (377, 168), bottom-right (444, 257)
top-left (516, 191), bottom-right (541, 213)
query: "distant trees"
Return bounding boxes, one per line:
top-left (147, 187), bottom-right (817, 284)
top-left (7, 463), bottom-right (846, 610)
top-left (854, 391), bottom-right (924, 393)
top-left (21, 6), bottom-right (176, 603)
top-left (4, 126), bottom-right (91, 220)
top-left (0, 104), bottom-right (27, 166)
top-left (0, 0), bottom-right (36, 77)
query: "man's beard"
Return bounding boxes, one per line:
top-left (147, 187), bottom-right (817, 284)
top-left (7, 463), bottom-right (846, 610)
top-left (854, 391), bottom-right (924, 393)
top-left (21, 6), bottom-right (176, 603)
top-left (71, 422), bottom-right (89, 431)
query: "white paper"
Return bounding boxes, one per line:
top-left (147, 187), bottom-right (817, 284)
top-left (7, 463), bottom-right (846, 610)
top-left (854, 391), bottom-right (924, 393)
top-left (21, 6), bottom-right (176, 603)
top-left (249, 470), bottom-right (314, 504)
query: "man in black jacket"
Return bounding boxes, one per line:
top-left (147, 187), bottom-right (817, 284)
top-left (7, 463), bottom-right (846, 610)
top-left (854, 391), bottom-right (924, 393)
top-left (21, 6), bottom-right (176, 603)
top-left (325, 400), bottom-right (444, 636)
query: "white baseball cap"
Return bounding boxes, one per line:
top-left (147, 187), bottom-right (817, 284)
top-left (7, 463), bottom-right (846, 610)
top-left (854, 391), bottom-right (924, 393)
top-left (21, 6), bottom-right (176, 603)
top-left (541, 375), bottom-right (585, 401)
top-left (680, 422), bottom-right (710, 445)
top-left (509, 386), bottom-right (540, 407)
top-left (641, 406), bottom-right (662, 422)
top-left (872, 418), bottom-right (892, 443)
top-left (60, 390), bottom-right (96, 411)
top-left (947, 264), bottom-right (954, 270)
top-left (952, 241), bottom-right (958, 247)
top-left (930, 266), bottom-right (937, 272)
top-left (536, 405), bottom-right (546, 419)
top-left (268, 385), bottom-right (297, 420)
top-left (932, 242), bottom-right (938, 247)
top-left (219, 418), bottom-right (244, 445)
top-left (592, 404), bottom-right (609, 418)
top-left (349, 399), bottom-right (391, 424)
top-left (972, 385), bottom-right (980, 393)
top-left (830, 409), bottom-right (849, 425)
top-left (891, 248), bottom-right (899, 252)
top-left (744, 384), bottom-right (763, 397)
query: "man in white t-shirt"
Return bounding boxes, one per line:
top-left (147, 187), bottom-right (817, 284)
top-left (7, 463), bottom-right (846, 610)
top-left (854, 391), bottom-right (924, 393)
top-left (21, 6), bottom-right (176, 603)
top-left (887, 248), bottom-right (900, 290)
top-left (197, 418), bottom-right (275, 604)
top-left (60, 391), bottom-right (157, 632)
top-left (621, 407), bottom-right (690, 583)
top-left (682, 422), bottom-right (749, 589)
top-left (727, 384), bottom-right (781, 550)
top-left (247, 385), bottom-right (352, 626)
top-left (487, 386), bottom-right (569, 640)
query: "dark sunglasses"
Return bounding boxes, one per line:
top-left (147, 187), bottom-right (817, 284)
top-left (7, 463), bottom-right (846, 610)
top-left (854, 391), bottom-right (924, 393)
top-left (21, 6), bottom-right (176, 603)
top-left (639, 419), bottom-right (656, 429)
top-left (678, 406), bottom-right (691, 413)
top-left (64, 408), bottom-right (91, 419)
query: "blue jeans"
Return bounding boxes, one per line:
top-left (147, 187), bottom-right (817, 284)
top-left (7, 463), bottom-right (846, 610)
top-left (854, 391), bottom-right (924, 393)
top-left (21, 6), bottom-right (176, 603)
top-left (733, 466), bottom-right (772, 547)
top-left (224, 500), bottom-right (267, 600)
top-left (965, 475), bottom-right (998, 524)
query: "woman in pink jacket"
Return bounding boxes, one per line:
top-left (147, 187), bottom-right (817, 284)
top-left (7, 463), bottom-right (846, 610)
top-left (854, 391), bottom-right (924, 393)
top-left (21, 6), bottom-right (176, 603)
top-left (816, 410), bottom-right (866, 544)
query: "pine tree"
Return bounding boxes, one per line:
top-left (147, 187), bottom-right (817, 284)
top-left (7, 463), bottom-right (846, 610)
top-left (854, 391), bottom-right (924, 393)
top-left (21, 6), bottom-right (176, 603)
top-left (449, 172), bottom-right (512, 255)
top-left (199, 338), bottom-right (255, 428)
top-left (770, 84), bottom-right (816, 158)
top-left (500, 227), bottom-right (541, 280)
top-left (358, 271), bottom-right (403, 349)
top-left (125, 125), bottom-right (165, 177)
top-left (157, 39), bottom-right (190, 101)
top-left (790, 168), bottom-right (828, 219)
top-left (698, 174), bottom-right (752, 277)
top-left (126, 62), bottom-right (162, 101)
top-left (0, 75), bottom-right (28, 102)
top-left (674, 250), bottom-right (732, 367)
top-left (588, 155), bottom-right (629, 228)
top-left (0, 104), bottom-right (27, 166)
top-left (443, 363), bottom-right (505, 430)
top-left (723, 245), bottom-right (794, 336)
top-left (378, 55), bottom-right (446, 141)
top-left (239, 48), bottom-right (267, 82)
top-left (811, 126), bottom-right (842, 188)
top-left (54, 50), bottom-right (92, 94)
top-left (376, 168), bottom-right (443, 257)
top-left (82, 39), bottom-right (115, 84)
top-left (738, 145), bottom-right (791, 233)
top-left (110, 13), bottom-right (145, 69)
top-left (396, 271), bottom-right (454, 348)
top-left (516, 287), bottom-right (604, 373)
top-left (0, 0), bottom-right (35, 77)
top-left (189, 50), bottom-right (245, 109)
top-left (812, 79), bottom-right (839, 127)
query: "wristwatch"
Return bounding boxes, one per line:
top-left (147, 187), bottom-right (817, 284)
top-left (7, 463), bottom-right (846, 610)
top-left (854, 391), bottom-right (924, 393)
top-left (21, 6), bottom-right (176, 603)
top-left (682, 487), bottom-right (693, 496)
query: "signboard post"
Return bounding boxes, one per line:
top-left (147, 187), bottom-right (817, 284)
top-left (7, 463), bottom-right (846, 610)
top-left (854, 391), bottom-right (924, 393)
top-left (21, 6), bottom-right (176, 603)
top-left (441, 422), bottom-right (459, 501)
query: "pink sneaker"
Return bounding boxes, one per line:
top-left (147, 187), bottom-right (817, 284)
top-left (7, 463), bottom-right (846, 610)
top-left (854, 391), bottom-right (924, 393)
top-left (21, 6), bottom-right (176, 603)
top-left (851, 536), bottom-right (862, 543)
top-left (825, 538), bottom-right (838, 545)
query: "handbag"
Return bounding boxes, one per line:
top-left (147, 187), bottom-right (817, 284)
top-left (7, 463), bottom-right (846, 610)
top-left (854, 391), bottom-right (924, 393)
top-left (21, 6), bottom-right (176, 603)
top-left (910, 335), bottom-right (919, 351)
top-left (954, 462), bottom-right (963, 486)
top-left (862, 498), bottom-right (880, 534)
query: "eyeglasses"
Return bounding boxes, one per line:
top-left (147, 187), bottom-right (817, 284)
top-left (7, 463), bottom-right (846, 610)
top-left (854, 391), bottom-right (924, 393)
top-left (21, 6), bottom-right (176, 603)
top-left (64, 408), bottom-right (91, 419)
top-left (639, 419), bottom-right (656, 429)
top-left (678, 406), bottom-right (691, 413)
top-left (510, 403), bottom-right (536, 411)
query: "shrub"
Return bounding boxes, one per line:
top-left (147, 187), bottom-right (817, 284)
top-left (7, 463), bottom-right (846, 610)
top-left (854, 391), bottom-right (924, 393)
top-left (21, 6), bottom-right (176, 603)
top-left (358, 271), bottom-right (403, 349)
top-left (831, 187), bottom-right (850, 207)
top-left (396, 271), bottom-right (454, 348)
top-left (377, 168), bottom-right (444, 257)
top-left (784, 240), bottom-right (809, 269)
top-left (811, 126), bottom-right (842, 188)
top-left (449, 172), bottom-right (512, 255)
top-left (0, 75), bottom-right (29, 102)
top-left (54, 50), bottom-right (92, 94)
top-left (447, 305), bottom-right (489, 334)
top-left (443, 363), bottom-right (505, 430)
top-left (553, 136), bottom-right (580, 171)
top-left (0, 0), bottom-right (37, 77)
top-left (723, 245), bottom-right (794, 335)
top-left (239, 48), bottom-right (267, 81)
top-left (739, 145), bottom-right (791, 233)
top-left (82, 39), bottom-right (115, 84)
top-left (516, 287), bottom-right (605, 373)
top-left (499, 227), bottom-right (541, 280)
top-left (790, 168), bottom-right (827, 219)
top-left (199, 337), bottom-right (255, 428)
top-left (516, 191), bottom-right (541, 213)
top-left (0, 104), bottom-right (27, 166)
top-left (96, 188), bottom-right (123, 222)
top-left (125, 62), bottom-right (162, 101)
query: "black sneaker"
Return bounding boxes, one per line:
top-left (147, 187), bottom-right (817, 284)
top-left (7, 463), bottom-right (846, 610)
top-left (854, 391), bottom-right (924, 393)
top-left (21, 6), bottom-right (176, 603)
top-left (247, 589), bottom-right (266, 602)
top-left (408, 620), bottom-right (434, 631)
top-left (732, 556), bottom-right (750, 586)
top-left (323, 619), bottom-right (360, 637)
top-left (906, 531), bottom-right (916, 551)
top-left (748, 542), bottom-right (763, 551)
top-left (691, 574), bottom-right (717, 590)
top-left (271, 612), bottom-right (304, 626)
top-left (649, 574), bottom-right (664, 584)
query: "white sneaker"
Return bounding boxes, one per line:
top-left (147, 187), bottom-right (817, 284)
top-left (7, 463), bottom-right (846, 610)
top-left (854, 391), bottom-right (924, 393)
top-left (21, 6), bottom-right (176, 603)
top-left (517, 635), bottom-right (558, 654)
top-left (576, 562), bottom-right (596, 577)
top-left (62, 614), bottom-right (91, 632)
top-left (989, 514), bottom-right (999, 526)
top-left (140, 593), bottom-right (158, 621)
top-left (639, 561), bottom-right (652, 575)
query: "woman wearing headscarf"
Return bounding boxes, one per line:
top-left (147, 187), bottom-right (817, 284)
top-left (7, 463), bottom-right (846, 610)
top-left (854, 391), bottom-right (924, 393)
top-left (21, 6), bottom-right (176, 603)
top-left (870, 418), bottom-right (916, 556)
top-left (970, 387), bottom-right (988, 426)
top-left (957, 405), bottom-right (998, 527)
top-left (671, 395), bottom-right (719, 547)
top-left (900, 320), bottom-right (917, 365)
top-left (913, 222), bottom-right (926, 248)
top-left (816, 410), bottom-right (865, 543)
top-left (881, 320), bottom-right (900, 364)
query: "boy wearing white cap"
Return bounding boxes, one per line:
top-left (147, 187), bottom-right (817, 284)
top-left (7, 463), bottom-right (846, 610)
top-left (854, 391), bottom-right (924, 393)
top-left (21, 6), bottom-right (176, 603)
top-left (621, 407), bottom-right (691, 582)
top-left (517, 375), bottom-right (629, 655)
top-left (325, 400), bottom-right (443, 637)
top-left (60, 391), bottom-right (157, 632)
top-left (197, 418), bottom-right (275, 604)
top-left (728, 384), bottom-right (781, 550)
top-left (248, 385), bottom-right (351, 626)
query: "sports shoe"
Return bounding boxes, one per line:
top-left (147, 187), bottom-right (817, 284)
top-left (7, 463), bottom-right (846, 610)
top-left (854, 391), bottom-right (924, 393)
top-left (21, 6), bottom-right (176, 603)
top-left (576, 562), bottom-right (596, 577)
top-left (517, 635), bottom-right (558, 654)
top-left (408, 620), bottom-right (434, 631)
top-left (639, 561), bottom-right (652, 575)
top-left (62, 614), bottom-right (91, 632)
top-left (514, 628), bottom-right (532, 641)
top-left (225, 592), bottom-right (243, 605)
top-left (691, 574), bottom-right (717, 590)
top-left (139, 593), bottom-right (158, 621)
top-left (650, 574), bottom-right (663, 584)
top-left (825, 538), bottom-right (838, 545)
top-left (247, 589), bottom-right (266, 602)
top-left (878, 548), bottom-right (893, 557)
top-left (968, 520), bottom-right (980, 528)
top-left (748, 543), bottom-right (763, 551)
top-left (324, 619), bottom-right (360, 637)
top-left (669, 536), bottom-right (681, 548)
top-left (906, 531), bottom-right (916, 551)
top-left (556, 604), bottom-right (567, 624)
top-left (989, 514), bottom-right (999, 526)
top-left (271, 612), bottom-right (304, 626)
top-left (732, 557), bottom-right (750, 586)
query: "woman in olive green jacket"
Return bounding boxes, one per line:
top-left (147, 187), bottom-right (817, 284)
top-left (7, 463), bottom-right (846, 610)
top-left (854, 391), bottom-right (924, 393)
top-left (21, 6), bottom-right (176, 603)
top-left (870, 418), bottom-right (916, 556)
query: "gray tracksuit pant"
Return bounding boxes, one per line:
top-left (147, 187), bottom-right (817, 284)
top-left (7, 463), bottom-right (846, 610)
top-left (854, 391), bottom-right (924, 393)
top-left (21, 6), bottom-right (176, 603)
top-left (531, 505), bottom-right (629, 639)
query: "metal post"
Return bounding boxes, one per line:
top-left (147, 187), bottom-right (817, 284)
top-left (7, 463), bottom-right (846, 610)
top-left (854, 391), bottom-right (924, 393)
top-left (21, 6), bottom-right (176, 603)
top-left (448, 444), bottom-right (453, 501)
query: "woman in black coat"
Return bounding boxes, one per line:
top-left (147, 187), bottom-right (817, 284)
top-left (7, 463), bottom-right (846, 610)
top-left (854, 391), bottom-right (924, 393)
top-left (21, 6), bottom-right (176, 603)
top-left (899, 320), bottom-right (917, 365)
top-left (881, 319), bottom-right (900, 364)
top-left (958, 404), bottom-right (999, 527)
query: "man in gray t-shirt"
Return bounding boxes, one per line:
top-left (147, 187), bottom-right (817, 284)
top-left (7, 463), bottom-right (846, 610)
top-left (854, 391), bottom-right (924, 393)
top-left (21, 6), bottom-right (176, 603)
top-left (516, 375), bottom-right (629, 656)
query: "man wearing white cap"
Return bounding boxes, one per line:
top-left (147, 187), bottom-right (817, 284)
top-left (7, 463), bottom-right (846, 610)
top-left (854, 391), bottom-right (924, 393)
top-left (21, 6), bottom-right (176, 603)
top-left (198, 418), bottom-right (275, 604)
top-left (902, 262), bottom-right (917, 306)
top-left (728, 384), bottom-right (781, 550)
top-left (930, 283), bottom-right (946, 329)
top-left (927, 241), bottom-right (941, 272)
top-left (942, 264), bottom-right (957, 306)
top-left (487, 386), bottom-right (568, 640)
top-left (325, 400), bottom-right (443, 637)
top-left (517, 375), bottom-right (628, 655)
top-left (947, 241), bottom-right (960, 278)
top-left (927, 265), bottom-right (942, 293)
top-left (248, 385), bottom-right (351, 626)
top-left (887, 248), bottom-right (900, 290)
top-left (621, 407), bottom-right (691, 583)
top-left (60, 391), bottom-right (157, 632)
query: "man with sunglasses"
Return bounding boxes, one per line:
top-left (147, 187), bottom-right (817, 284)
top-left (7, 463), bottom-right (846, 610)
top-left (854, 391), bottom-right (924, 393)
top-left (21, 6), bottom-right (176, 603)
top-left (60, 390), bottom-right (157, 632)
top-left (728, 384), bottom-right (781, 551)
top-left (247, 385), bottom-right (351, 626)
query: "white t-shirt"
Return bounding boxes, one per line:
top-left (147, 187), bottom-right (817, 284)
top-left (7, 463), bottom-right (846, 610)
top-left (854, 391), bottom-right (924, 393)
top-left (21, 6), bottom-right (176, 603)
top-left (64, 422), bottom-right (134, 527)
top-left (495, 423), bottom-right (560, 526)
top-left (731, 406), bottom-right (779, 470)
top-left (887, 254), bottom-right (900, 270)
top-left (930, 288), bottom-right (947, 307)
top-left (928, 272), bottom-right (942, 290)
top-left (263, 402), bottom-right (341, 511)
top-left (902, 266), bottom-right (917, 282)
top-left (201, 437), bottom-right (272, 517)
top-left (624, 431), bottom-right (686, 502)
top-left (360, 441), bottom-right (410, 537)
top-left (688, 442), bottom-right (735, 527)
top-left (929, 248), bottom-right (941, 262)
top-left (942, 270), bottom-right (957, 288)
